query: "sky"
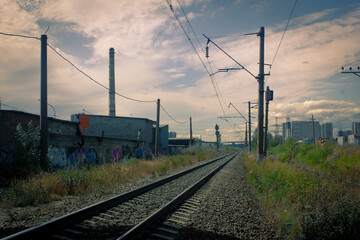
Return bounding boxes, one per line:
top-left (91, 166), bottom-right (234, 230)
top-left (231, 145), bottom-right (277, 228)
top-left (0, 0), bottom-right (359, 142)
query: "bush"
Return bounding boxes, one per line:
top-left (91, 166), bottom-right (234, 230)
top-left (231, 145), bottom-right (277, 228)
top-left (300, 201), bottom-right (360, 240)
top-left (13, 122), bottom-right (42, 178)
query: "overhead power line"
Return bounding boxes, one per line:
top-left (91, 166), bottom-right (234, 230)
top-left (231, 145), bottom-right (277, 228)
top-left (160, 103), bottom-right (189, 124)
top-left (0, 31), bottom-right (155, 103)
top-left (1, 31), bottom-right (191, 125)
top-left (0, 102), bottom-right (24, 111)
top-left (266, 0), bottom-right (297, 83)
top-left (0, 31), bottom-right (40, 40)
top-left (47, 43), bottom-right (156, 103)
top-left (165, 0), bottom-right (228, 116)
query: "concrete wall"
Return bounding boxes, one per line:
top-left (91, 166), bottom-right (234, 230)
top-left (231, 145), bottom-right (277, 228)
top-left (1, 111), bottom-right (168, 169)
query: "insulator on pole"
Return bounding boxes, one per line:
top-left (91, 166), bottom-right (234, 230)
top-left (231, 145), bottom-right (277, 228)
top-left (205, 46), bottom-right (209, 58)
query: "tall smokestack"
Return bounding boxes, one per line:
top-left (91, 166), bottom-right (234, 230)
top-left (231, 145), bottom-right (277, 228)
top-left (109, 48), bottom-right (116, 116)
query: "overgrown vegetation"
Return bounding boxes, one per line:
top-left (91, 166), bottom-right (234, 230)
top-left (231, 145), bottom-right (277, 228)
top-left (244, 141), bottom-right (360, 239)
top-left (0, 122), bottom-right (44, 186)
top-left (0, 146), bottom-right (218, 207)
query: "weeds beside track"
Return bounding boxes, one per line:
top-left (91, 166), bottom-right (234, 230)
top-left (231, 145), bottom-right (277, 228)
top-left (244, 142), bottom-right (360, 239)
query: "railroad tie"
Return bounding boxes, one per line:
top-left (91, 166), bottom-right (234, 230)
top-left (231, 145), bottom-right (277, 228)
top-left (163, 222), bottom-right (183, 230)
top-left (51, 234), bottom-right (72, 240)
top-left (151, 233), bottom-right (175, 240)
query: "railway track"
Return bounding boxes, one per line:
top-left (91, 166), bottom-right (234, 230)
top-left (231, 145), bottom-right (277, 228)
top-left (2, 152), bottom-right (238, 240)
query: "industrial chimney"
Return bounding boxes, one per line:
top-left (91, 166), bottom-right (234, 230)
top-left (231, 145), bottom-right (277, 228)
top-left (109, 48), bottom-right (116, 116)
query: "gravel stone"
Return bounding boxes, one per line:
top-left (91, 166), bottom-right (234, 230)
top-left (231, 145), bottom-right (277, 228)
top-left (177, 153), bottom-right (280, 239)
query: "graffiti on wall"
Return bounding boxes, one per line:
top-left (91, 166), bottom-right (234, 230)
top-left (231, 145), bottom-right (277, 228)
top-left (48, 147), bottom-right (67, 167)
top-left (68, 147), bottom-right (97, 167)
top-left (111, 147), bottom-right (123, 162)
top-left (48, 146), bottom-right (96, 168)
top-left (48, 144), bottom-right (135, 168)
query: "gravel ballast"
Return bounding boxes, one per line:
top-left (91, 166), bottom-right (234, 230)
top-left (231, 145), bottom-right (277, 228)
top-left (178, 153), bottom-right (279, 239)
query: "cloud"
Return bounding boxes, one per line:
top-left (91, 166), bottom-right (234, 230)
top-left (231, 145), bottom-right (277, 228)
top-left (1, 0), bottom-right (360, 141)
top-left (171, 73), bottom-right (186, 78)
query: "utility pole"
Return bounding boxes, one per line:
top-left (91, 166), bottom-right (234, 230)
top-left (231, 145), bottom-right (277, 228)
top-left (190, 116), bottom-right (193, 146)
top-left (155, 99), bottom-right (160, 156)
top-left (256, 26), bottom-right (265, 162)
top-left (245, 122), bottom-right (248, 150)
top-left (311, 114), bottom-right (316, 148)
top-left (264, 86), bottom-right (273, 157)
top-left (248, 101), bottom-right (252, 153)
top-left (40, 34), bottom-right (48, 170)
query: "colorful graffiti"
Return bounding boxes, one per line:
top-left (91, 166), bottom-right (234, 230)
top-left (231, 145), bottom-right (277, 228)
top-left (48, 147), bottom-right (67, 167)
top-left (48, 146), bottom-right (96, 168)
top-left (48, 145), bottom-right (136, 168)
top-left (111, 147), bottom-right (123, 162)
top-left (68, 147), bottom-right (97, 167)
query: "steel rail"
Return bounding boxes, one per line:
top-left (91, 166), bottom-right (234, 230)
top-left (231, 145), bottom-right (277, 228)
top-left (118, 152), bottom-right (239, 240)
top-left (2, 153), bottom-right (232, 240)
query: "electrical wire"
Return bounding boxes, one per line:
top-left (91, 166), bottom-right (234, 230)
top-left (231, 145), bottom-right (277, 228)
top-left (266, 0), bottom-right (297, 83)
top-left (47, 43), bottom-right (156, 103)
top-left (0, 31), bottom-right (191, 126)
top-left (160, 103), bottom-right (189, 124)
top-left (49, 39), bottom-right (193, 124)
top-left (176, 0), bottom-right (229, 116)
top-left (0, 102), bottom-right (24, 111)
top-left (0, 32), bottom-right (40, 40)
top-left (165, 0), bottom-right (227, 116)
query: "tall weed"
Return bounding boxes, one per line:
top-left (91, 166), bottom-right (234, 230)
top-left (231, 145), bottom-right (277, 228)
top-left (1, 148), bottom-right (218, 207)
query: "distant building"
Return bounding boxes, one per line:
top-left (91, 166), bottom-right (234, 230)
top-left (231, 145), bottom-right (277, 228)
top-left (321, 122), bottom-right (333, 139)
top-left (352, 122), bottom-right (360, 136)
top-left (282, 119), bottom-right (321, 142)
top-left (71, 114), bottom-right (169, 155)
top-left (348, 135), bottom-right (360, 145)
top-left (169, 131), bottom-right (177, 138)
top-left (292, 121), bottom-right (321, 141)
top-left (282, 117), bottom-right (292, 142)
top-left (338, 130), bottom-right (352, 137)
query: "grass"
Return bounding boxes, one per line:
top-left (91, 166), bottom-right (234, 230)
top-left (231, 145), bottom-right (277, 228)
top-left (0, 147), bottom-right (218, 208)
top-left (245, 142), bottom-right (360, 239)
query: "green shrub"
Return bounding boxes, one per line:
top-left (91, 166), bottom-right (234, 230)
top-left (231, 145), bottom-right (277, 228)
top-left (156, 165), bottom-right (167, 175)
top-left (13, 122), bottom-right (42, 178)
top-left (300, 201), bottom-right (360, 240)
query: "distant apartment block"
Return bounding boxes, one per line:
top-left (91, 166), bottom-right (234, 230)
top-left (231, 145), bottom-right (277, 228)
top-left (338, 130), bottom-right (353, 137)
top-left (282, 118), bottom-right (291, 142)
top-left (321, 122), bottom-right (333, 139)
top-left (282, 120), bottom-right (321, 142)
top-left (352, 122), bottom-right (360, 136)
top-left (169, 131), bottom-right (177, 138)
top-left (337, 123), bottom-right (360, 145)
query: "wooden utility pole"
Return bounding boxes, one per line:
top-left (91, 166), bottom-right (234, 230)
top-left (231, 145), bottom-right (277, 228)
top-left (257, 27), bottom-right (265, 162)
top-left (155, 99), bottom-right (160, 155)
top-left (40, 34), bottom-right (48, 170)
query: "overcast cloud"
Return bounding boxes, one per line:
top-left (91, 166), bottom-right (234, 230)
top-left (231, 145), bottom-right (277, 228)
top-left (1, 0), bottom-right (359, 141)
